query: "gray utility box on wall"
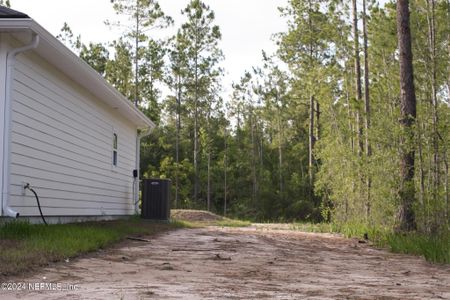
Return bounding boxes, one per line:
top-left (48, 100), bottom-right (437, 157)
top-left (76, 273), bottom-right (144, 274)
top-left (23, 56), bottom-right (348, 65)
top-left (141, 179), bottom-right (171, 221)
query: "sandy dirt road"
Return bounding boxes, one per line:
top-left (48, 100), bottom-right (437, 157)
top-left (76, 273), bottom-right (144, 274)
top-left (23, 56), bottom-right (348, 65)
top-left (2, 225), bottom-right (450, 299)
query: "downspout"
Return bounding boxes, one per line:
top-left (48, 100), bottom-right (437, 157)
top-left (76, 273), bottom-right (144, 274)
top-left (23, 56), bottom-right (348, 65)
top-left (2, 33), bottom-right (39, 218)
top-left (134, 126), bottom-right (153, 214)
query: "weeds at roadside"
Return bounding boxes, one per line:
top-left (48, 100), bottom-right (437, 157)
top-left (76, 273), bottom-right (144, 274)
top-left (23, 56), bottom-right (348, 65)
top-left (170, 218), bottom-right (251, 228)
top-left (290, 221), bottom-right (449, 264)
top-left (215, 219), bottom-right (251, 227)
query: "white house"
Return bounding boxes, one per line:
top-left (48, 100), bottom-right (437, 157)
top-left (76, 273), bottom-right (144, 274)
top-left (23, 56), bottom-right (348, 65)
top-left (0, 7), bottom-right (155, 223)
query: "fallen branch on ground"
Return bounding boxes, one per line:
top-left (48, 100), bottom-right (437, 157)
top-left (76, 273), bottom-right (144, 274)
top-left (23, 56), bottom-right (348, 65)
top-left (172, 248), bottom-right (236, 252)
top-left (127, 237), bottom-right (152, 242)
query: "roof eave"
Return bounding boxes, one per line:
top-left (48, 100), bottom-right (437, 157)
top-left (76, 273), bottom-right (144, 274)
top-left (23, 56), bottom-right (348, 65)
top-left (0, 18), bottom-right (155, 130)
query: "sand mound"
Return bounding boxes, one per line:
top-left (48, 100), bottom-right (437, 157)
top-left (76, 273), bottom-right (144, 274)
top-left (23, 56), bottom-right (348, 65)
top-left (171, 209), bottom-right (224, 222)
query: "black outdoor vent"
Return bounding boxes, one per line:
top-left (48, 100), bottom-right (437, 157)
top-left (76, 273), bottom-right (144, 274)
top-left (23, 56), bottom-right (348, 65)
top-left (141, 179), bottom-right (171, 221)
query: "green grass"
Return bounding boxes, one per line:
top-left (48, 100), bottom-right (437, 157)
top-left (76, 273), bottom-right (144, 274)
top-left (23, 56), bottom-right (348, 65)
top-left (169, 219), bottom-right (196, 228)
top-left (170, 209), bottom-right (251, 228)
top-left (171, 218), bottom-right (251, 228)
top-left (0, 218), bottom-right (187, 276)
top-left (216, 219), bottom-right (251, 227)
top-left (384, 232), bottom-right (449, 264)
top-left (290, 221), bottom-right (449, 264)
top-left (0, 216), bottom-right (245, 277)
top-left (290, 222), bottom-right (337, 233)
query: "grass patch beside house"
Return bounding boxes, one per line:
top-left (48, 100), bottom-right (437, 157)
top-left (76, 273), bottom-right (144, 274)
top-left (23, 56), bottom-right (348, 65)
top-left (0, 218), bottom-right (188, 277)
top-left (0, 210), bottom-right (249, 277)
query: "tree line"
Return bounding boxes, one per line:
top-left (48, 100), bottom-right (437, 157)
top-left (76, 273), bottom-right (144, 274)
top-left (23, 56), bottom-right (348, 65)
top-left (53, 0), bottom-right (448, 232)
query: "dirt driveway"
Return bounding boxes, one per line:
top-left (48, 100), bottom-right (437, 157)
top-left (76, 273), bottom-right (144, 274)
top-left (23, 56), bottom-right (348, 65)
top-left (2, 225), bottom-right (450, 299)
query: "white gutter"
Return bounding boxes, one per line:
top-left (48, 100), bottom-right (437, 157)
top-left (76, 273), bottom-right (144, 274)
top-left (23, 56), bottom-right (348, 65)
top-left (0, 19), bottom-right (155, 129)
top-left (134, 127), bottom-right (154, 214)
top-left (2, 33), bottom-right (39, 218)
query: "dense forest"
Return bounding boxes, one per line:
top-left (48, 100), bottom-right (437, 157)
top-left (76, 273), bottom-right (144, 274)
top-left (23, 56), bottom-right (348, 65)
top-left (50, 0), bottom-right (449, 232)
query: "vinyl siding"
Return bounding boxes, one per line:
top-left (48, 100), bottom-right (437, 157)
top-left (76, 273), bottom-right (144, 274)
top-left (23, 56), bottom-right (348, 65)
top-left (0, 36), bottom-right (7, 213)
top-left (8, 50), bottom-right (137, 216)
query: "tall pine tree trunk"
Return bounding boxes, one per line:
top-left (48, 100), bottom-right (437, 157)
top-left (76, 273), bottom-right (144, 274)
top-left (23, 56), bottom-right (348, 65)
top-left (352, 0), bottom-right (364, 155)
top-left (207, 151), bottom-right (211, 211)
top-left (255, 121), bottom-right (260, 201)
top-left (426, 0), bottom-right (440, 222)
top-left (193, 53), bottom-right (199, 205)
top-left (207, 110), bottom-right (211, 211)
top-left (223, 130), bottom-right (228, 216)
top-left (175, 75), bottom-right (181, 208)
top-left (250, 111), bottom-right (257, 204)
top-left (444, 0), bottom-right (449, 222)
top-left (418, 123), bottom-right (425, 207)
top-left (134, 2), bottom-right (139, 107)
top-left (448, 0), bottom-right (450, 105)
top-left (363, 0), bottom-right (372, 221)
top-left (309, 95), bottom-right (315, 198)
top-left (278, 112), bottom-right (283, 200)
top-left (396, 0), bottom-right (417, 231)
top-left (346, 90), bottom-right (354, 153)
top-left (315, 101), bottom-right (320, 141)
top-left (445, 155), bottom-right (449, 226)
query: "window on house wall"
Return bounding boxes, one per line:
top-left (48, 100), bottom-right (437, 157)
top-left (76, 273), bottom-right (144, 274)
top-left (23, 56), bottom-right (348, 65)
top-left (113, 133), bottom-right (118, 167)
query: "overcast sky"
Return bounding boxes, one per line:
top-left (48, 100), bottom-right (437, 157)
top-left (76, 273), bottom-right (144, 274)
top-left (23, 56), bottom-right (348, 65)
top-left (10, 0), bottom-right (289, 97)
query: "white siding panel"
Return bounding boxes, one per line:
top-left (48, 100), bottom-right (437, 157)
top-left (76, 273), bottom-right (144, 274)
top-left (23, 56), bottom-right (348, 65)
top-left (9, 204), bottom-right (134, 217)
top-left (12, 115), bottom-right (135, 169)
top-left (9, 188), bottom-right (131, 205)
top-left (14, 84), bottom-right (111, 147)
top-left (0, 36), bottom-right (8, 216)
top-left (10, 177), bottom-right (129, 200)
top-left (11, 133), bottom-right (132, 177)
top-left (9, 51), bottom-right (138, 217)
top-left (11, 160), bottom-right (130, 190)
top-left (15, 61), bottom-right (112, 132)
top-left (13, 63), bottom-right (136, 153)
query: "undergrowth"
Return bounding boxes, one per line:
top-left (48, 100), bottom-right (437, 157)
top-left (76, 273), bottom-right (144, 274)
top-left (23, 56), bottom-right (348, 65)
top-left (172, 218), bottom-right (251, 228)
top-left (290, 222), bottom-right (449, 264)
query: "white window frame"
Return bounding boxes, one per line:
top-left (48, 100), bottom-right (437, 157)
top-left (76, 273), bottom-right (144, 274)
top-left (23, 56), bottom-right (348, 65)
top-left (112, 131), bottom-right (118, 168)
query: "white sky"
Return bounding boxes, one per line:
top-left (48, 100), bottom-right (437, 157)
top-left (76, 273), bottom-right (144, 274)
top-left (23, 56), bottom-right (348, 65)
top-left (9, 0), bottom-right (289, 97)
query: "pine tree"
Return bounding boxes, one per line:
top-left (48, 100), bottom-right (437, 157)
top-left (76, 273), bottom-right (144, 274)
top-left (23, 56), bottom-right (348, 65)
top-left (56, 22), bottom-right (81, 54)
top-left (105, 39), bottom-right (134, 100)
top-left (108, 0), bottom-right (172, 109)
top-left (396, 0), bottom-right (417, 231)
top-left (178, 0), bottom-right (223, 206)
top-left (0, 0), bottom-right (11, 8)
top-left (80, 43), bottom-right (109, 75)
